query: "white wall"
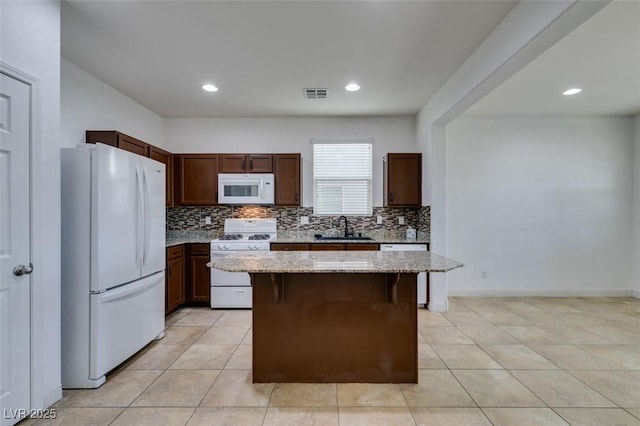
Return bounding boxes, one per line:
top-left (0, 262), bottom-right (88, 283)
top-left (446, 116), bottom-right (633, 296)
top-left (1, 0), bottom-right (62, 407)
top-left (61, 59), bottom-right (166, 149)
top-left (165, 117), bottom-right (416, 207)
top-left (633, 114), bottom-right (640, 297)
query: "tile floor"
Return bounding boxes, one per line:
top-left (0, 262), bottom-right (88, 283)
top-left (32, 297), bottom-right (640, 425)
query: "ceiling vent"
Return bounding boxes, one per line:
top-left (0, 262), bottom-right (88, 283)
top-left (303, 88), bottom-right (328, 99)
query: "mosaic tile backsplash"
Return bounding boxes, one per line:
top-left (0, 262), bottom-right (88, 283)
top-left (167, 205), bottom-right (430, 237)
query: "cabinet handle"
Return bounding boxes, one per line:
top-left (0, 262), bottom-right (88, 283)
top-left (295, 193), bottom-right (299, 202)
top-left (390, 192), bottom-right (394, 202)
top-left (250, 159), bottom-right (253, 170)
top-left (242, 159), bottom-right (245, 169)
top-left (168, 264), bottom-right (172, 274)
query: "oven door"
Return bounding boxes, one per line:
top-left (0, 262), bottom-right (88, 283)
top-left (210, 251), bottom-right (251, 286)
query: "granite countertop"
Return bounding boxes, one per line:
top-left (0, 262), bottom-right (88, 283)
top-left (207, 250), bottom-right (463, 273)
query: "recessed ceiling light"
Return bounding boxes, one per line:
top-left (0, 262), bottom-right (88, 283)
top-left (345, 83), bottom-right (360, 92)
top-left (202, 84), bottom-right (218, 92)
top-left (562, 88), bottom-right (582, 96)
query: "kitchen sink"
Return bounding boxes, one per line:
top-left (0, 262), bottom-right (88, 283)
top-left (314, 236), bottom-right (374, 241)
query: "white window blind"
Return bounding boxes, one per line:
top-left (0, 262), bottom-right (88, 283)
top-left (313, 140), bottom-right (372, 215)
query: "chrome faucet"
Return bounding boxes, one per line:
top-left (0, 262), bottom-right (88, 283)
top-left (336, 215), bottom-right (353, 237)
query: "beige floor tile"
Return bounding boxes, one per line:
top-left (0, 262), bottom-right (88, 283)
top-left (169, 344), bottom-right (236, 370)
top-left (270, 383), bottom-right (337, 406)
top-left (132, 370), bottom-right (219, 407)
top-left (165, 310), bottom-right (189, 327)
top-left (50, 389), bottom-right (82, 407)
top-left (213, 310), bottom-right (253, 327)
top-left (59, 370), bottom-right (162, 407)
top-left (186, 407), bottom-right (266, 426)
top-left (400, 370), bottom-right (475, 407)
top-left (529, 345), bottom-right (616, 370)
top-left (225, 344), bottom-right (252, 369)
top-left (578, 345), bottom-right (640, 370)
top-left (196, 326), bottom-right (249, 345)
top-left (242, 328), bottom-right (253, 345)
top-left (481, 408), bottom-right (569, 425)
top-left (457, 326), bottom-right (520, 344)
top-left (540, 325), bottom-right (614, 345)
top-left (201, 370), bottom-right (273, 407)
top-left (110, 407), bottom-right (194, 426)
top-left (478, 312), bottom-right (531, 327)
top-left (263, 407), bottom-right (339, 426)
top-left (410, 407), bottom-right (491, 426)
top-left (158, 326), bottom-right (208, 346)
top-left (421, 327), bottom-right (475, 344)
top-left (628, 371), bottom-right (640, 380)
top-left (569, 370), bottom-right (640, 408)
top-left (442, 312), bottom-right (493, 327)
top-left (33, 407), bottom-right (124, 426)
top-left (172, 311), bottom-right (224, 327)
top-left (338, 407), bottom-right (416, 426)
top-left (480, 344), bottom-right (558, 369)
top-left (452, 370), bottom-right (544, 408)
top-left (431, 344), bottom-right (502, 369)
top-left (444, 300), bottom-right (473, 312)
top-left (628, 408), bottom-right (640, 420)
top-left (126, 344), bottom-right (188, 370)
top-left (511, 370), bottom-right (616, 408)
top-left (417, 314), bottom-right (453, 327)
top-left (500, 326), bottom-right (564, 344)
top-left (418, 344), bottom-right (446, 369)
top-left (555, 408), bottom-right (640, 425)
top-left (417, 332), bottom-right (427, 344)
top-left (337, 383), bottom-right (406, 407)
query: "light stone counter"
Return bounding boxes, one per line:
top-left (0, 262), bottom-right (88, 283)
top-left (208, 250), bottom-right (463, 273)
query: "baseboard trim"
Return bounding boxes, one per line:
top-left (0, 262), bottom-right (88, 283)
top-left (427, 299), bottom-right (448, 312)
top-left (447, 288), bottom-right (634, 297)
top-left (43, 385), bottom-right (62, 408)
top-left (633, 288), bottom-right (640, 299)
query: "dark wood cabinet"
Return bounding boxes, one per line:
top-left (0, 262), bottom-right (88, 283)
top-left (345, 243), bottom-right (379, 251)
top-left (149, 146), bottom-right (173, 206)
top-left (220, 154), bottom-right (273, 173)
top-left (383, 153), bottom-right (422, 207)
top-left (166, 245), bottom-right (185, 315)
top-left (86, 130), bottom-right (149, 157)
top-left (274, 154), bottom-right (301, 206)
top-left (174, 154), bottom-right (219, 205)
top-left (310, 243), bottom-right (344, 251)
top-left (186, 243), bottom-right (210, 305)
top-left (270, 243), bottom-right (309, 251)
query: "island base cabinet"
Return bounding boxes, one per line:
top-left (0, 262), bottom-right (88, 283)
top-left (251, 272), bottom-right (418, 383)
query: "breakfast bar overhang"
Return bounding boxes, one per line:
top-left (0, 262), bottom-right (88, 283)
top-left (209, 251), bottom-right (463, 384)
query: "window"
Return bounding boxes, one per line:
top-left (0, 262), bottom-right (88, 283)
top-left (313, 140), bottom-right (372, 215)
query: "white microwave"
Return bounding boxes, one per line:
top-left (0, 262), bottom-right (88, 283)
top-left (218, 173), bottom-right (275, 205)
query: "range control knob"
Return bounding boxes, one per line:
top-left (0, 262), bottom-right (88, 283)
top-left (224, 244), bottom-right (230, 250)
top-left (217, 244), bottom-right (224, 250)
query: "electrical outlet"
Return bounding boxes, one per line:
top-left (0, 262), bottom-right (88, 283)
top-left (398, 216), bottom-right (405, 225)
top-left (376, 215), bottom-right (383, 225)
top-left (300, 216), bottom-right (309, 225)
top-left (205, 216), bottom-right (211, 225)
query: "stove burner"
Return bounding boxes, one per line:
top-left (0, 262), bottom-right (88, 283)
top-left (248, 234), bottom-right (271, 240)
top-left (220, 233), bottom-right (243, 240)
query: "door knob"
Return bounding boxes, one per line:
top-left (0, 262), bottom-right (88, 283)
top-left (13, 263), bottom-right (33, 276)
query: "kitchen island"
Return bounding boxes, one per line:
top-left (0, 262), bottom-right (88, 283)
top-left (209, 250), bottom-right (463, 383)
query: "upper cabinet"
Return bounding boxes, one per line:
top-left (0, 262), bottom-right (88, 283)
top-left (86, 130), bottom-right (149, 157)
top-left (174, 154), bottom-right (219, 205)
top-left (220, 154), bottom-right (273, 173)
top-left (274, 154), bottom-right (301, 206)
top-left (383, 153), bottom-right (422, 207)
top-left (149, 146), bottom-right (173, 206)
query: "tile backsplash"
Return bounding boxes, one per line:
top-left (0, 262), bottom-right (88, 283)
top-left (167, 205), bottom-right (430, 236)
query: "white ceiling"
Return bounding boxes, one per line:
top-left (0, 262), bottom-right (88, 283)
top-left (466, 0), bottom-right (640, 117)
top-left (61, 0), bottom-right (516, 118)
top-left (61, 1), bottom-right (640, 119)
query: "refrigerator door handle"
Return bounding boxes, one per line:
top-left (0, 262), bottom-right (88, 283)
top-left (134, 166), bottom-right (142, 268)
top-left (142, 167), bottom-right (151, 265)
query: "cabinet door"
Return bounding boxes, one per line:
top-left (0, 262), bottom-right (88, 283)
top-left (345, 244), bottom-right (379, 251)
top-left (166, 255), bottom-right (185, 314)
top-left (274, 154), bottom-right (301, 206)
top-left (86, 130), bottom-right (118, 148)
top-left (310, 244), bottom-right (344, 251)
top-left (187, 244), bottom-right (211, 304)
top-left (220, 154), bottom-right (247, 173)
top-left (384, 153), bottom-right (422, 207)
top-left (247, 154), bottom-right (273, 173)
top-left (270, 243), bottom-right (309, 251)
top-left (174, 154), bottom-right (219, 205)
top-left (149, 146), bottom-right (173, 206)
top-left (118, 133), bottom-right (149, 157)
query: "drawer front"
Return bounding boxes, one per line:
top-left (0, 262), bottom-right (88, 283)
top-left (211, 286), bottom-right (252, 309)
top-left (167, 245), bottom-right (184, 259)
top-left (190, 243), bottom-right (210, 256)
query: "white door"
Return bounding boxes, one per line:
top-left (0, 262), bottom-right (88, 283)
top-left (140, 156), bottom-right (165, 278)
top-left (0, 74), bottom-right (31, 425)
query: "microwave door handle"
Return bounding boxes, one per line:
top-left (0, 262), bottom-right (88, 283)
top-left (259, 178), bottom-right (264, 199)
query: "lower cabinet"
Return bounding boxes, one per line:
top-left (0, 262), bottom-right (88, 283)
top-left (270, 243), bottom-right (309, 251)
top-left (271, 243), bottom-right (379, 251)
top-left (166, 245), bottom-right (185, 315)
top-left (186, 243), bottom-right (211, 306)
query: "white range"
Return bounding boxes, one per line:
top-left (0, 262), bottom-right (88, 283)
top-left (210, 218), bottom-right (277, 308)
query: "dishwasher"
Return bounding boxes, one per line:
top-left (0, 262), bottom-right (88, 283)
top-left (380, 244), bottom-right (428, 307)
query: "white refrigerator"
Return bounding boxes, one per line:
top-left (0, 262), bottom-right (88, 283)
top-left (61, 143), bottom-right (166, 388)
